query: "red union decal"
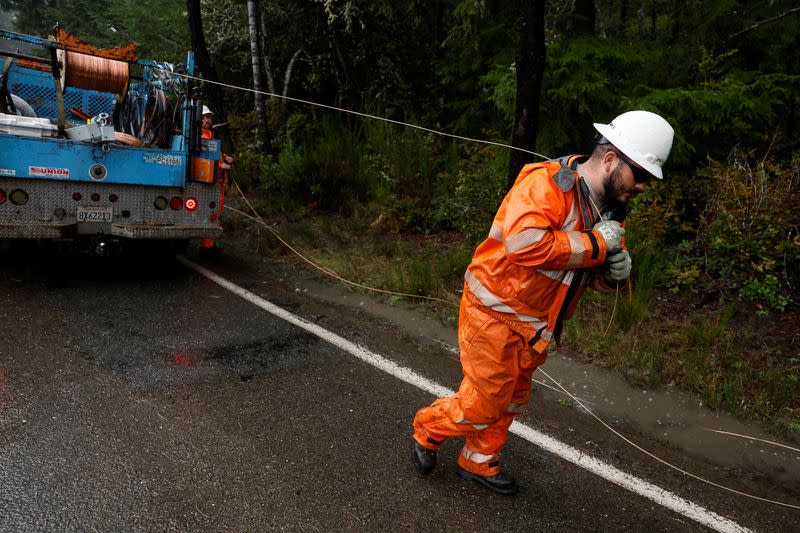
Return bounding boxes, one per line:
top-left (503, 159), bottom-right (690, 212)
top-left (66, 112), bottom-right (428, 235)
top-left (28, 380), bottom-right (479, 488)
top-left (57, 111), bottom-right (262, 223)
top-left (29, 166), bottom-right (70, 177)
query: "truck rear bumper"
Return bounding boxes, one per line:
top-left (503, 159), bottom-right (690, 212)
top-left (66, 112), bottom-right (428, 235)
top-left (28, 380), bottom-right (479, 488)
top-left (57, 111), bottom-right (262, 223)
top-left (0, 222), bottom-right (222, 239)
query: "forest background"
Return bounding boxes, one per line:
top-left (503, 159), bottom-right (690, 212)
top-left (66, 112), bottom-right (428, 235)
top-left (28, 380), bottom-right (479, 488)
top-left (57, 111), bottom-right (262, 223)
top-left (1, 0), bottom-right (798, 436)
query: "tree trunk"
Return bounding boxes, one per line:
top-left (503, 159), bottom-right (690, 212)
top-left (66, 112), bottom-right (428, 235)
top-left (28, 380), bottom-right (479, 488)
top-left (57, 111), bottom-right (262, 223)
top-left (435, 0), bottom-right (444, 44)
top-left (507, 0), bottom-right (546, 189)
top-left (259, 11), bottom-right (275, 94)
top-left (186, 0), bottom-right (225, 123)
top-left (318, 4), bottom-right (358, 107)
top-left (637, 0), bottom-right (646, 40)
top-left (283, 49), bottom-right (303, 99)
top-left (573, 0), bottom-right (596, 35)
top-left (620, 0), bottom-right (629, 37)
top-left (596, 0), bottom-right (607, 39)
top-left (247, 0), bottom-right (269, 147)
top-left (650, 0), bottom-right (657, 38)
top-left (669, 0), bottom-right (683, 43)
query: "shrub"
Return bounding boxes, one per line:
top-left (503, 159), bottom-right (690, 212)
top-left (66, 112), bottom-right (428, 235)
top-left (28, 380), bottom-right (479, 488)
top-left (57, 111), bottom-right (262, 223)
top-left (668, 151), bottom-right (799, 312)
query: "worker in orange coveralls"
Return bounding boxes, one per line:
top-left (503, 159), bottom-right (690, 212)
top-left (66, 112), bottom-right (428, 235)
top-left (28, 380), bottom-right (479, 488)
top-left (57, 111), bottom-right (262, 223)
top-left (411, 110), bottom-right (674, 495)
top-left (199, 105), bottom-right (233, 251)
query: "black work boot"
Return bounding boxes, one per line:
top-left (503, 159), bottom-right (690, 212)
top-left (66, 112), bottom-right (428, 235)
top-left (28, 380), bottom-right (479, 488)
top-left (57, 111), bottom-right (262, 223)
top-left (456, 465), bottom-right (518, 495)
top-left (411, 440), bottom-right (437, 476)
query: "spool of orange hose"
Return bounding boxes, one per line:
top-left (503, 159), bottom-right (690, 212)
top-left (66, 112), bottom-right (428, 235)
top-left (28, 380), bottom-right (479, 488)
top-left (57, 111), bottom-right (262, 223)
top-left (64, 51), bottom-right (129, 96)
top-left (113, 132), bottom-right (145, 147)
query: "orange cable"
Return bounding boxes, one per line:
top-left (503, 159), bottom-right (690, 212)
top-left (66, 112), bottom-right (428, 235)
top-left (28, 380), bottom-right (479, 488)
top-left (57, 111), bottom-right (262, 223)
top-left (703, 428), bottom-right (800, 455)
top-left (193, 76), bottom-right (800, 510)
top-left (538, 367), bottom-right (800, 510)
top-left (229, 179), bottom-right (798, 510)
top-left (228, 181), bottom-right (456, 307)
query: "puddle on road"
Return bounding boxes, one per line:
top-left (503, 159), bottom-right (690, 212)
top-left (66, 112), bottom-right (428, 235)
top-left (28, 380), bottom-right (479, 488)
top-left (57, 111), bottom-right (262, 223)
top-left (292, 273), bottom-right (800, 487)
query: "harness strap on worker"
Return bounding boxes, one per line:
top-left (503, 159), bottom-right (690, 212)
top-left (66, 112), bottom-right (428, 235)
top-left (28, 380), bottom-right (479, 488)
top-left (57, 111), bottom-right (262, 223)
top-left (552, 157), bottom-right (603, 344)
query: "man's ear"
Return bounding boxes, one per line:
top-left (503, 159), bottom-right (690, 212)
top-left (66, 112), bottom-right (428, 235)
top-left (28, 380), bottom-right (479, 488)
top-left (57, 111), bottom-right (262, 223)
top-left (602, 150), bottom-right (617, 173)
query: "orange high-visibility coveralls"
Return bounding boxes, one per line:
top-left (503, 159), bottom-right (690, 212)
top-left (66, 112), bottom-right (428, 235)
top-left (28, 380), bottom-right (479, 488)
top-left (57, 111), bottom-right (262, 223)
top-left (198, 128), bottom-right (227, 249)
top-left (413, 156), bottom-right (624, 476)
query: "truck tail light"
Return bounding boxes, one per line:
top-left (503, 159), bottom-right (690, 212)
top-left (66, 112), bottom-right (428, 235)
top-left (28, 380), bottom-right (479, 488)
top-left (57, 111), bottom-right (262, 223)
top-left (72, 192), bottom-right (82, 201)
top-left (169, 196), bottom-right (182, 210)
top-left (184, 197), bottom-right (197, 211)
top-left (9, 189), bottom-right (28, 205)
top-left (0, 189), bottom-right (6, 203)
top-left (154, 196), bottom-right (168, 210)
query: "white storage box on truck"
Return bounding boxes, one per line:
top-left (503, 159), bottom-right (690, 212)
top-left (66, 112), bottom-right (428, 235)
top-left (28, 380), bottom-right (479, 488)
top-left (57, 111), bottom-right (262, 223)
top-left (0, 113), bottom-right (59, 138)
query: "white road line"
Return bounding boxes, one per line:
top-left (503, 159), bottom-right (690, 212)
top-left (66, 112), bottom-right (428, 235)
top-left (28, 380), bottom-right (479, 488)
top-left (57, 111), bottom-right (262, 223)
top-left (179, 257), bottom-right (751, 533)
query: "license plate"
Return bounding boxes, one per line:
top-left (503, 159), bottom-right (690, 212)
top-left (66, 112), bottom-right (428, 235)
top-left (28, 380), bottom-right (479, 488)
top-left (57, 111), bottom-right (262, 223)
top-left (77, 205), bottom-right (113, 223)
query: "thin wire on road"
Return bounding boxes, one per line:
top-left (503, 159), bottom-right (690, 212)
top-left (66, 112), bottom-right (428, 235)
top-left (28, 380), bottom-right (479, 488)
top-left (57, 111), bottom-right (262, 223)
top-left (165, 66), bottom-right (794, 519)
top-left (224, 186), bottom-right (798, 513)
top-left (177, 256), bottom-right (761, 533)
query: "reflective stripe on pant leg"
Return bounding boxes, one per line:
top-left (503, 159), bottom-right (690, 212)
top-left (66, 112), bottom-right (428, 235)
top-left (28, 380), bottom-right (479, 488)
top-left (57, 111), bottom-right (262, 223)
top-left (457, 448), bottom-right (502, 477)
top-left (413, 396), bottom-right (460, 449)
top-left (463, 340), bottom-right (541, 458)
top-left (412, 373), bottom-right (498, 447)
top-left (413, 297), bottom-right (521, 446)
top-left (464, 412), bottom-right (515, 460)
top-left (458, 303), bottom-right (527, 424)
top-left (462, 449), bottom-right (496, 464)
top-left (455, 418), bottom-right (489, 430)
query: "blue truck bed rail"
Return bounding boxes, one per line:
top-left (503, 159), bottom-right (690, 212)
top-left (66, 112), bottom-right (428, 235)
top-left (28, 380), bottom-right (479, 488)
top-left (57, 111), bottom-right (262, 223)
top-left (0, 27), bottom-right (224, 242)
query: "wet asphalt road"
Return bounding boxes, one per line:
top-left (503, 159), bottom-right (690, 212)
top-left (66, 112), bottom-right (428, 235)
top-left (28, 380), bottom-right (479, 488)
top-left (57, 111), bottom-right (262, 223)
top-left (0, 245), bottom-right (797, 532)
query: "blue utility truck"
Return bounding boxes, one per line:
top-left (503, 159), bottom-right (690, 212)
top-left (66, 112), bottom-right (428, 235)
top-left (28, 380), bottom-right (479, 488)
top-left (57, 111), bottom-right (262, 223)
top-left (0, 28), bottom-right (224, 252)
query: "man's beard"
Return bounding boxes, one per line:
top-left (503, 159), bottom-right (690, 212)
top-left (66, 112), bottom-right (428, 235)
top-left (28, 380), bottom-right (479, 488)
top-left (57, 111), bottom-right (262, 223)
top-left (602, 164), bottom-right (630, 208)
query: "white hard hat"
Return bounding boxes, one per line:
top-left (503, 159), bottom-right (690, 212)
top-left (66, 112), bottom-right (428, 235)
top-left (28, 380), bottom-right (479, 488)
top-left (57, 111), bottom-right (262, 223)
top-left (202, 105), bottom-right (213, 116)
top-left (593, 110), bottom-right (674, 179)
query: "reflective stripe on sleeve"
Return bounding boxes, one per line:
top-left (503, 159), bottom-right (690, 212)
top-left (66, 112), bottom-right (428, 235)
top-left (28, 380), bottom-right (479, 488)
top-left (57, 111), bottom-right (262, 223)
top-left (488, 223), bottom-right (503, 241)
top-left (585, 229), bottom-right (600, 259)
top-left (565, 231), bottom-right (588, 269)
top-left (504, 228), bottom-right (548, 254)
top-left (464, 271), bottom-right (548, 329)
top-left (536, 268), bottom-right (566, 282)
